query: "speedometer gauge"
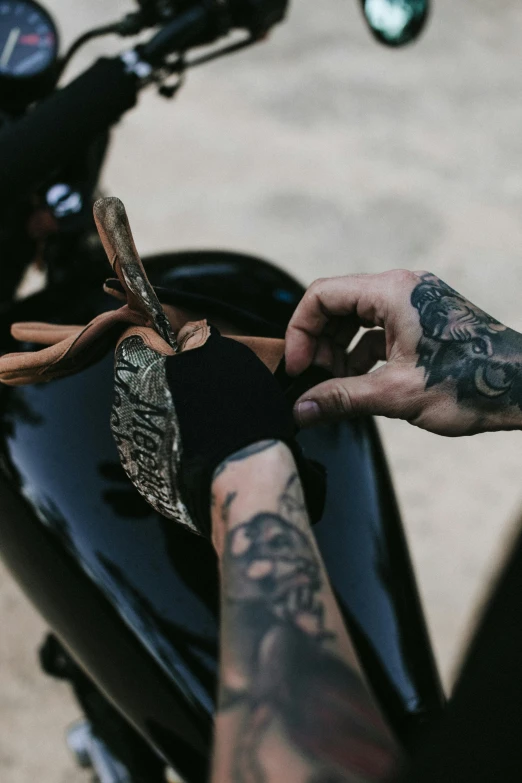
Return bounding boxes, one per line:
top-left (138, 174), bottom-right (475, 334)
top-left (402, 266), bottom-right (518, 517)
top-left (0, 0), bottom-right (58, 109)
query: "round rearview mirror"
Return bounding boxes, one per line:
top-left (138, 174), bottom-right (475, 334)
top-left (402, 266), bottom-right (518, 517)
top-left (360, 0), bottom-right (429, 47)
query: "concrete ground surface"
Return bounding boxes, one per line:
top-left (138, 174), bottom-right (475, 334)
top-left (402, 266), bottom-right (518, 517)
top-left (2, 0), bottom-right (522, 780)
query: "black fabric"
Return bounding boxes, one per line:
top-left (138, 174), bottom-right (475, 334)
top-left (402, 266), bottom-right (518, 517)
top-left (398, 525), bottom-right (522, 782)
top-left (167, 329), bottom-right (294, 474)
top-left (165, 328), bottom-right (325, 536)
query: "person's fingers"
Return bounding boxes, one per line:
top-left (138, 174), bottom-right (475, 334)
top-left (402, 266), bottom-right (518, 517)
top-left (293, 365), bottom-right (419, 427)
top-left (313, 328), bottom-right (386, 377)
top-left (312, 321), bottom-right (360, 374)
top-left (311, 317), bottom-right (362, 375)
top-left (323, 314), bottom-right (361, 346)
top-left (312, 336), bottom-right (336, 372)
top-left (285, 272), bottom-right (410, 376)
top-left (285, 277), bottom-right (365, 376)
top-left (344, 329), bottom-right (386, 376)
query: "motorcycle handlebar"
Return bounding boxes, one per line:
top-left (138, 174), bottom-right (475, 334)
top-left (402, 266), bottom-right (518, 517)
top-left (141, 5), bottom-right (213, 62)
top-left (0, 57), bottom-right (139, 211)
top-left (0, 5), bottom-right (213, 211)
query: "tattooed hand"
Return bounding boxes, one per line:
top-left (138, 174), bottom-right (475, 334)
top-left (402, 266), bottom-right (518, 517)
top-left (285, 270), bottom-right (522, 436)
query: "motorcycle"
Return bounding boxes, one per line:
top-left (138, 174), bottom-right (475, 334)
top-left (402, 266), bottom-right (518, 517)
top-left (0, 1), bottom-right (442, 781)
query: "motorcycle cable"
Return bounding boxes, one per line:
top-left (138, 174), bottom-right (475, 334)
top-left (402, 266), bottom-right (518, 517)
top-left (58, 12), bottom-right (148, 79)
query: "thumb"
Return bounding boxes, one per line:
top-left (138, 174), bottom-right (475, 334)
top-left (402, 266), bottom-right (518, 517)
top-left (294, 367), bottom-right (409, 427)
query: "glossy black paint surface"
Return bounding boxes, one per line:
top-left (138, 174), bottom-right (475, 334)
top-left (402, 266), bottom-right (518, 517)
top-left (300, 419), bottom-right (444, 741)
top-left (0, 251), bottom-right (444, 779)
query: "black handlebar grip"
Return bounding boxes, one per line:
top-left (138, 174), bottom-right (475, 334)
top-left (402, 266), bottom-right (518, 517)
top-left (0, 57), bottom-right (139, 211)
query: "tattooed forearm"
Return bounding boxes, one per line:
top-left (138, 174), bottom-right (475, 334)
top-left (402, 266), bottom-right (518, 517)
top-left (213, 440), bottom-right (279, 479)
top-left (411, 273), bottom-right (522, 410)
top-left (221, 491), bottom-right (237, 524)
top-left (278, 472), bottom-right (307, 525)
top-left (211, 442), bottom-right (398, 783)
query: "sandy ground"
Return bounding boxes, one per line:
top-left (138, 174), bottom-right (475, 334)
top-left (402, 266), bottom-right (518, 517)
top-left (2, 0), bottom-right (522, 780)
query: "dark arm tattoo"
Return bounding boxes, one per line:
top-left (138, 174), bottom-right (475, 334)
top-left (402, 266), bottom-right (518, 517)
top-left (217, 472), bottom-right (397, 782)
top-left (411, 273), bottom-right (522, 409)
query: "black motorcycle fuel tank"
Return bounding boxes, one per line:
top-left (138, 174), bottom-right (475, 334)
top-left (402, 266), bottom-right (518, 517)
top-left (0, 251), bottom-right (444, 780)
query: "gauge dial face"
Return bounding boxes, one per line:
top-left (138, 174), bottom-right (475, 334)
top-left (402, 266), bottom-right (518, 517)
top-left (0, 0), bottom-right (57, 79)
